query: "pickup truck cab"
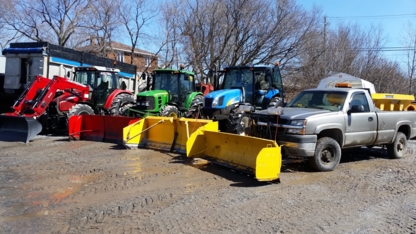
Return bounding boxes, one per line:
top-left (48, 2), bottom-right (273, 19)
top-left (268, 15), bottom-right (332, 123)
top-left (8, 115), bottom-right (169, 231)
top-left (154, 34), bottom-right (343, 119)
top-left (250, 87), bottom-right (416, 171)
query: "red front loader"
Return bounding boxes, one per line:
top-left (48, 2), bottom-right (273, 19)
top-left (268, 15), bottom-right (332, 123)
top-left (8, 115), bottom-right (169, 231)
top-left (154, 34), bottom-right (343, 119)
top-left (0, 66), bottom-right (137, 143)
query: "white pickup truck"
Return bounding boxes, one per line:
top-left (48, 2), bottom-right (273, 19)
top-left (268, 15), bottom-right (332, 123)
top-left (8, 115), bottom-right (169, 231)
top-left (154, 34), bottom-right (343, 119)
top-left (248, 87), bottom-right (416, 172)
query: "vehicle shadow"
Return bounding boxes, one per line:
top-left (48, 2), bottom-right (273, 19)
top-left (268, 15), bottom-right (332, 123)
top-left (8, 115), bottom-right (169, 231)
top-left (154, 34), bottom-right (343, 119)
top-left (168, 154), bottom-right (278, 187)
top-left (281, 146), bottom-right (390, 173)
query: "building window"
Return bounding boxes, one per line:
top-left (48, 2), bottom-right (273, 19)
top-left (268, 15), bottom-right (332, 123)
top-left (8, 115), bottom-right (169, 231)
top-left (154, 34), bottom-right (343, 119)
top-left (117, 52), bottom-right (124, 62)
top-left (145, 55), bottom-right (151, 67)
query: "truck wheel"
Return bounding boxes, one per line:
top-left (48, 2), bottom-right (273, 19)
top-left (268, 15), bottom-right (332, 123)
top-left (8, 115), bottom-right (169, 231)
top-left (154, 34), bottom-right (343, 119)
top-left (387, 132), bottom-right (407, 159)
top-left (268, 97), bottom-right (283, 108)
top-left (308, 137), bottom-right (341, 172)
top-left (160, 105), bottom-right (179, 117)
top-left (109, 93), bottom-right (135, 116)
top-left (68, 104), bottom-right (94, 117)
top-left (186, 95), bottom-right (204, 118)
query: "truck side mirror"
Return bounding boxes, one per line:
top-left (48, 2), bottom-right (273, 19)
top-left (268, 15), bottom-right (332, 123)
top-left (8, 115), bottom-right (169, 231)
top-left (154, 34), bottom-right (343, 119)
top-left (348, 105), bottom-right (365, 114)
top-left (141, 73), bottom-right (146, 80)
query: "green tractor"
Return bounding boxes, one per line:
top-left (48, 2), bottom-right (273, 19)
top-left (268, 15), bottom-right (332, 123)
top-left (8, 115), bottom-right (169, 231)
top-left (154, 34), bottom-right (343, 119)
top-left (127, 67), bottom-right (205, 118)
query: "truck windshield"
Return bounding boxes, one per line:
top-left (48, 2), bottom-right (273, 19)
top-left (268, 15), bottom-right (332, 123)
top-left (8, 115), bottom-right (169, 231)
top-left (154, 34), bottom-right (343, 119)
top-left (288, 90), bottom-right (347, 111)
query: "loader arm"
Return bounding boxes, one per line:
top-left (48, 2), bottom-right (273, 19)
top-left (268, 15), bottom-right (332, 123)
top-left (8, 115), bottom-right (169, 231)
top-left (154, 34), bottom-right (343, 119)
top-left (11, 75), bottom-right (90, 117)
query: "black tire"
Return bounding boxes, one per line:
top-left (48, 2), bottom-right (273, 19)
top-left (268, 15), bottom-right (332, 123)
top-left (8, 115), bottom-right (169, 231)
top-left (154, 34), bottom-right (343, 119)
top-left (268, 97), bottom-right (283, 108)
top-left (109, 93), bottom-right (135, 116)
top-left (225, 107), bottom-right (251, 135)
top-left (67, 104), bottom-right (94, 117)
top-left (387, 132), bottom-right (407, 159)
top-left (160, 105), bottom-right (179, 117)
top-left (308, 137), bottom-right (341, 172)
top-left (186, 95), bottom-right (204, 118)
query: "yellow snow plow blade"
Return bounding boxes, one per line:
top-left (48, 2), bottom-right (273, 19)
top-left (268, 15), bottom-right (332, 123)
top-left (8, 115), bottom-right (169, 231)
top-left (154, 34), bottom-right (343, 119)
top-left (186, 126), bottom-right (281, 182)
top-left (123, 116), bottom-right (217, 153)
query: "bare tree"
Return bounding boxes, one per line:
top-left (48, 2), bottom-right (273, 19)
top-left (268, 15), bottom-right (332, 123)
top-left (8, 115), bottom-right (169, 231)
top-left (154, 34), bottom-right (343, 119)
top-left (119, 0), bottom-right (158, 67)
top-left (79, 0), bottom-right (124, 56)
top-left (162, 0), bottom-right (321, 84)
top-left (402, 22), bottom-right (416, 95)
top-left (2, 0), bottom-right (92, 47)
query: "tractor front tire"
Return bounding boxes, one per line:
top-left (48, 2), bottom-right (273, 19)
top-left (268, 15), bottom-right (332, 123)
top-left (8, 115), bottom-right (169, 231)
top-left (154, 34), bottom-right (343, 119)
top-left (109, 93), bottom-right (135, 116)
top-left (226, 107), bottom-right (251, 135)
top-left (160, 105), bottom-right (179, 117)
top-left (68, 104), bottom-right (95, 117)
top-left (186, 95), bottom-right (204, 118)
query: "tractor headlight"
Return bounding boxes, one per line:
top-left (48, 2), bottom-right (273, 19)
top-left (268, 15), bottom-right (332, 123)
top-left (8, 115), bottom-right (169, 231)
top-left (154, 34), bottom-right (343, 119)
top-left (141, 101), bottom-right (150, 106)
top-left (212, 97), bottom-right (219, 108)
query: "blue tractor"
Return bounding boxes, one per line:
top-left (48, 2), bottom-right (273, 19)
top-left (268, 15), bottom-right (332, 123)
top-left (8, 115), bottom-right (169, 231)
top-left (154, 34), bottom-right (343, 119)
top-left (202, 63), bottom-right (284, 133)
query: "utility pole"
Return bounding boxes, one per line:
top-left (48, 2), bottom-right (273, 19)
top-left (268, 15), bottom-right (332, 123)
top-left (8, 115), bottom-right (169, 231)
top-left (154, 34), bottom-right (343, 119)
top-left (323, 16), bottom-right (327, 76)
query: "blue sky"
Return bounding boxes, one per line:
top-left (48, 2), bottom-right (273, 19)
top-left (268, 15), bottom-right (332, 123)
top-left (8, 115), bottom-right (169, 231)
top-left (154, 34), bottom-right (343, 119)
top-left (297, 0), bottom-right (416, 67)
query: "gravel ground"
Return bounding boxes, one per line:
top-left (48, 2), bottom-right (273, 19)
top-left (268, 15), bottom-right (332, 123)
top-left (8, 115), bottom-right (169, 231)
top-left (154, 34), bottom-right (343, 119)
top-left (0, 136), bottom-right (416, 233)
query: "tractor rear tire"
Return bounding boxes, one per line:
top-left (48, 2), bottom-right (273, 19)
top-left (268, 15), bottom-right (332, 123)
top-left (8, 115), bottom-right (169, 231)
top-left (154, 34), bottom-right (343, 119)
top-left (186, 95), bottom-right (204, 118)
top-left (268, 97), bottom-right (283, 108)
top-left (109, 93), bottom-right (135, 116)
top-left (160, 105), bottom-right (179, 117)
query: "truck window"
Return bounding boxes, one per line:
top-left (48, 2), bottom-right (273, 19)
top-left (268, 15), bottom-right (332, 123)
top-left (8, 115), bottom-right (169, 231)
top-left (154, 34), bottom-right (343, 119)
top-left (349, 92), bottom-right (370, 112)
top-left (288, 90), bottom-right (346, 111)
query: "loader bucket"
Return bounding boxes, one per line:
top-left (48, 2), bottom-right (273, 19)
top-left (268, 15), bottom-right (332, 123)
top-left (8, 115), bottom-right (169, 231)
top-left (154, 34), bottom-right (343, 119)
top-left (0, 115), bottom-right (43, 143)
top-left (123, 116), bottom-right (217, 153)
top-left (68, 115), bottom-right (140, 144)
top-left (186, 127), bottom-right (281, 182)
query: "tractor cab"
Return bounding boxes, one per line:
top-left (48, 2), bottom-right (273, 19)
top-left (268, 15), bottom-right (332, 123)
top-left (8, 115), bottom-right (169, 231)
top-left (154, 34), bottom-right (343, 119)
top-left (151, 69), bottom-right (195, 107)
top-left (73, 66), bottom-right (121, 107)
top-left (216, 64), bottom-right (284, 109)
top-left (128, 68), bottom-right (204, 118)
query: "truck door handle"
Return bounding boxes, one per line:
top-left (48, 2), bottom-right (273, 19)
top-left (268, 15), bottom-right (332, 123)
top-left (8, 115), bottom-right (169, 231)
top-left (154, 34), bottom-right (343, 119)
top-left (368, 117), bottom-right (373, 122)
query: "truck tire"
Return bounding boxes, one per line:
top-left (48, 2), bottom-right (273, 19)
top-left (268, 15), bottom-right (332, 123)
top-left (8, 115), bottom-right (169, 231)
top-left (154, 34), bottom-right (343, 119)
top-left (68, 104), bottom-right (95, 117)
top-left (308, 137), bottom-right (341, 172)
top-left (160, 105), bottom-right (179, 117)
top-left (186, 95), bottom-right (204, 118)
top-left (387, 132), bottom-right (407, 159)
top-left (268, 97), bottom-right (283, 108)
top-left (109, 93), bottom-right (135, 116)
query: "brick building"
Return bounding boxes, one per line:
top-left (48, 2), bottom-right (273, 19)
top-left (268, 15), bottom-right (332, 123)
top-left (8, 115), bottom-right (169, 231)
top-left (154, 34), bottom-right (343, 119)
top-left (77, 41), bottom-right (158, 74)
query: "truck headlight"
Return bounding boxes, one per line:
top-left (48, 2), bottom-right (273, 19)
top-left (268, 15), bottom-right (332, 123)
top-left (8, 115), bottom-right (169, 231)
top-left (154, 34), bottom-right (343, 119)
top-left (289, 119), bottom-right (306, 126)
top-left (286, 119), bottom-right (306, 134)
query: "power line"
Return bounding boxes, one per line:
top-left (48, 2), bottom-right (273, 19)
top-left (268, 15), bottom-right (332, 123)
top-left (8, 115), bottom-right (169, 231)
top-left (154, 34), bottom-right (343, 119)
top-left (328, 13), bottom-right (416, 20)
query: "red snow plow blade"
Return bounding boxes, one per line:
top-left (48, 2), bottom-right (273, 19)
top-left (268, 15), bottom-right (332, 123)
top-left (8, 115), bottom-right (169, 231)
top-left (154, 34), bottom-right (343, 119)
top-left (68, 115), bottom-right (141, 144)
top-left (0, 115), bottom-right (43, 143)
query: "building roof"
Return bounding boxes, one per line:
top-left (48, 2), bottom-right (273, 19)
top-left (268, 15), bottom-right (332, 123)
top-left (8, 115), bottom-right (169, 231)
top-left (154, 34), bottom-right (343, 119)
top-left (76, 41), bottom-right (156, 57)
